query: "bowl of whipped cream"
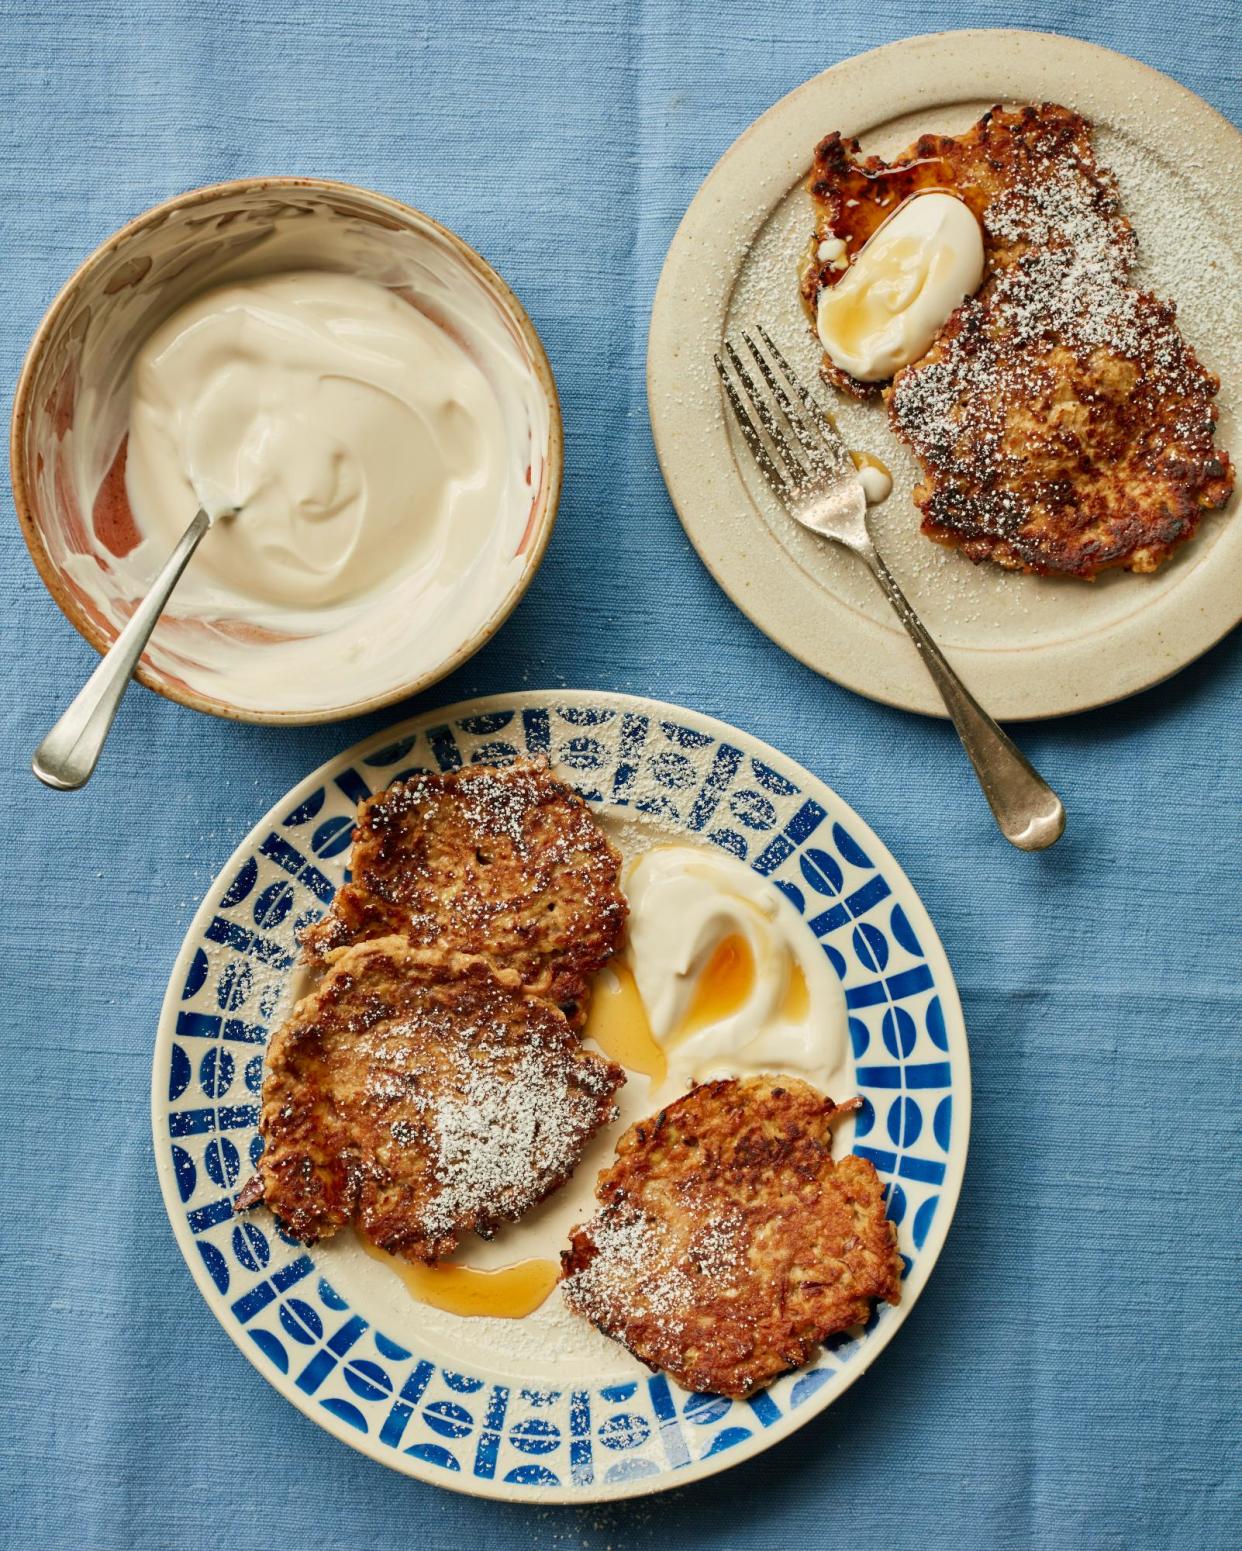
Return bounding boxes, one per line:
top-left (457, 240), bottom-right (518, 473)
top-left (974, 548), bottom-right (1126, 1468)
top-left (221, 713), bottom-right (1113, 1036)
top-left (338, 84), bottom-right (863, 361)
top-left (11, 178), bottom-right (562, 722)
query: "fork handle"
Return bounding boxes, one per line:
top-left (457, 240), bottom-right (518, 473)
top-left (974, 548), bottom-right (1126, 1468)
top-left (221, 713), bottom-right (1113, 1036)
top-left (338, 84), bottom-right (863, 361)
top-left (856, 537), bottom-right (1065, 851)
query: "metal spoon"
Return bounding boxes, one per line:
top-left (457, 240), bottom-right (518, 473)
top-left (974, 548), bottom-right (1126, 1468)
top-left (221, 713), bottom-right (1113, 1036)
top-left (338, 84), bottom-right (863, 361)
top-left (33, 508), bottom-right (214, 790)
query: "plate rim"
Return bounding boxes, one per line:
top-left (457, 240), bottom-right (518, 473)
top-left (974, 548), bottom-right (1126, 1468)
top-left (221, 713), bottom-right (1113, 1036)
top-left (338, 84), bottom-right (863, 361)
top-left (150, 688), bottom-right (972, 1503)
top-left (647, 27), bottom-right (1242, 722)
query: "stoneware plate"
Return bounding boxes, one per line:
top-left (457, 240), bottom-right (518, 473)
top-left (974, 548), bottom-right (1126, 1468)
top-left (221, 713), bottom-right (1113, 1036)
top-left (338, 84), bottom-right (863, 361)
top-left (648, 30), bottom-right (1242, 720)
top-left (152, 691), bottom-right (970, 1502)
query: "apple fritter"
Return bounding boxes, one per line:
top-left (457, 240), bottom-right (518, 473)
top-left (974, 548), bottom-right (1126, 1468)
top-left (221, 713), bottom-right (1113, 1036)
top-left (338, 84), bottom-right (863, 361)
top-left (301, 759), bottom-right (627, 1027)
top-left (561, 1076), bottom-right (901, 1397)
top-left (237, 937), bottom-right (625, 1262)
top-left (804, 103), bottom-right (1233, 576)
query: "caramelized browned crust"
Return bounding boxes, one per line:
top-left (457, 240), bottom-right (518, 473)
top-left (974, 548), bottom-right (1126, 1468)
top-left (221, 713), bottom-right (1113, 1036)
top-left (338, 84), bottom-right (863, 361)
top-left (560, 1076), bottom-right (901, 1397)
top-left (301, 760), bottom-right (627, 1026)
top-left (803, 104), bottom-right (1099, 395)
top-left (804, 103), bottom-right (1234, 576)
top-left (243, 937), bottom-right (624, 1262)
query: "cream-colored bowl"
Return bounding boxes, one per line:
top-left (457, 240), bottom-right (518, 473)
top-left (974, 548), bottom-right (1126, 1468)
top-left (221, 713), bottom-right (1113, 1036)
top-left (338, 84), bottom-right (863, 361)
top-left (11, 178), bottom-right (563, 724)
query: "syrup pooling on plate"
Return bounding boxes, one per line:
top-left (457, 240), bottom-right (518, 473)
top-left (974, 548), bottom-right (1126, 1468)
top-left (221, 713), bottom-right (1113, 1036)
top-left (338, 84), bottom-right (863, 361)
top-left (583, 962), bottom-right (668, 1085)
top-left (780, 959), bottom-right (810, 1020)
top-left (358, 1234), bottom-right (558, 1319)
top-left (671, 931), bottom-right (755, 1043)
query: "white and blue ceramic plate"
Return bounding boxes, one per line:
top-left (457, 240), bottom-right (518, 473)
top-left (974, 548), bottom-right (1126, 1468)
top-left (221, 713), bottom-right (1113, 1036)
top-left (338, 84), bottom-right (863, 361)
top-left (152, 691), bottom-right (970, 1502)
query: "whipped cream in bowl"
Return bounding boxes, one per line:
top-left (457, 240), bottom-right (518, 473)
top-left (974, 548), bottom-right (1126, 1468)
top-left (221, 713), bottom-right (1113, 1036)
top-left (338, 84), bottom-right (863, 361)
top-left (12, 179), bottom-right (561, 722)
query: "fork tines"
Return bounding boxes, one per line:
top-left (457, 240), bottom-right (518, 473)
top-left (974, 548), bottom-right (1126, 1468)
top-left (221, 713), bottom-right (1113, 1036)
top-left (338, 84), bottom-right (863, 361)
top-left (714, 324), bottom-right (856, 496)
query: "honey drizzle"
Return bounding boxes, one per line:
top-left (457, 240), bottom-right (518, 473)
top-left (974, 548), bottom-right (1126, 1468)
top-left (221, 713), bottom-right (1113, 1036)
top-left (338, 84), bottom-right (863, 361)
top-left (358, 1235), bottom-right (558, 1319)
top-left (583, 962), bottom-right (668, 1085)
top-left (810, 156), bottom-right (958, 284)
top-left (669, 932), bottom-right (756, 1045)
top-left (780, 959), bottom-right (810, 1022)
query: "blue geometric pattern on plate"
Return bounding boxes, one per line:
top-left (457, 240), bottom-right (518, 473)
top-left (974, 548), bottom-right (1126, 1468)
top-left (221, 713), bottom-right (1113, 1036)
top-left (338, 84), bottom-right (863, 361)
top-left (153, 692), bottom-right (969, 1503)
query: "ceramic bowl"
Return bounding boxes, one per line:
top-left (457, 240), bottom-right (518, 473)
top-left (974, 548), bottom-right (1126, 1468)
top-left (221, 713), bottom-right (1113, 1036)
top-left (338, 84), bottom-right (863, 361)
top-left (11, 178), bottom-right (562, 724)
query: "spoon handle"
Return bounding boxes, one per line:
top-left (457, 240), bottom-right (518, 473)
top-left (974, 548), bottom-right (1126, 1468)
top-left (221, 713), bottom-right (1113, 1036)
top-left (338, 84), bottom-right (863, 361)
top-left (32, 508), bottom-right (212, 790)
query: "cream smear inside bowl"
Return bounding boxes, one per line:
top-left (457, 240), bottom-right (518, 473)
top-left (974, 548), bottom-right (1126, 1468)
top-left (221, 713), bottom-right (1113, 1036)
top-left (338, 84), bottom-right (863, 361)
top-left (117, 269), bottom-right (528, 700)
top-left (13, 181), bottom-right (560, 722)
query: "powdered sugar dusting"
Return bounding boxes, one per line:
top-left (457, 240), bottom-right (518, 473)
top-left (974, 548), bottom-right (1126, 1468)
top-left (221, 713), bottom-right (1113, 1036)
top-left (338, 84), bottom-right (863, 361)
top-left (416, 1025), bottom-right (620, 1242)
top-left (984, 163), bottom-right (1139, 350)
top-left (562, 1208), bottom-right (695, 1330)
top-left (452, 766), bottom-right (544, 850)
top-left (562, 1197), bottom-right (747, 1333)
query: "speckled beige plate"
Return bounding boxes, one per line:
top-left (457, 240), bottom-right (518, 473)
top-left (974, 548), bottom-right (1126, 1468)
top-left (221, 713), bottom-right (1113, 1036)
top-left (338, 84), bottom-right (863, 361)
top-left (648, 30), bottom-right (1241, 720)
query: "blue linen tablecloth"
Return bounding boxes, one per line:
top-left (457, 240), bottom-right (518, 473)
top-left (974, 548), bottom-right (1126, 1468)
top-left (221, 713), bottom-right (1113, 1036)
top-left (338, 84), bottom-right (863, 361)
top-left (2, 3), bottom-right (1239, 1547)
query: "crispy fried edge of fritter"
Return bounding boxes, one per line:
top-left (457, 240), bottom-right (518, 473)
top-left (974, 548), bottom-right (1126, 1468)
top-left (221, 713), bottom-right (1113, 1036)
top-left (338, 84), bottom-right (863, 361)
top-left (559, 1076), bottom-right (902, 1397)
top-left (236, 936), bottom-right (625, 1259)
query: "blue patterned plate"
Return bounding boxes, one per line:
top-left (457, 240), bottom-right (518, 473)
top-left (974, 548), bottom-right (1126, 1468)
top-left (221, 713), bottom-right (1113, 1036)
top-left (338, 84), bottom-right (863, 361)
top-left (152, 692), bottom-right (970, 1502)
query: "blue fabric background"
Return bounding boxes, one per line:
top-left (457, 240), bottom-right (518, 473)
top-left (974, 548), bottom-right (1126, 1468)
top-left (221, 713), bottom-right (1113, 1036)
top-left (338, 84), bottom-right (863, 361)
top-left (1, 3), bottom-right (1238, 1547)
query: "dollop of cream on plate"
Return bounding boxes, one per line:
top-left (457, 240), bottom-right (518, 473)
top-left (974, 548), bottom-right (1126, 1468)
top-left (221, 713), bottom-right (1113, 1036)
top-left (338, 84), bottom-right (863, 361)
top-left (816, 191), bottom-right (984, 382)
top-left (623, 844), bottom-right (848, 1092)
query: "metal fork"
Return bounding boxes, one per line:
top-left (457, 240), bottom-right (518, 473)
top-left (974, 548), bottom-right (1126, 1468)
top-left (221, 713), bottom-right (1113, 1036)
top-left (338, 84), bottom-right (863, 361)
top-left (715, 325), bottom-right (1065, 851)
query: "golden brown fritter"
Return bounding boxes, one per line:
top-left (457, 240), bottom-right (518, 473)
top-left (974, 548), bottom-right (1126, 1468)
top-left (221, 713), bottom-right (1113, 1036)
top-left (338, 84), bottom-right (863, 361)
top-left (802, 103), bottom-right (1100, 395)
top-left (803, 103), bottom-right (1233, 576)
top-left (301, 760), bottom-right (627, 1027)
top-left (560, 1076), bottom-right (901, 1397)
top-left (238, 937), bottom-right (625, 1262)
